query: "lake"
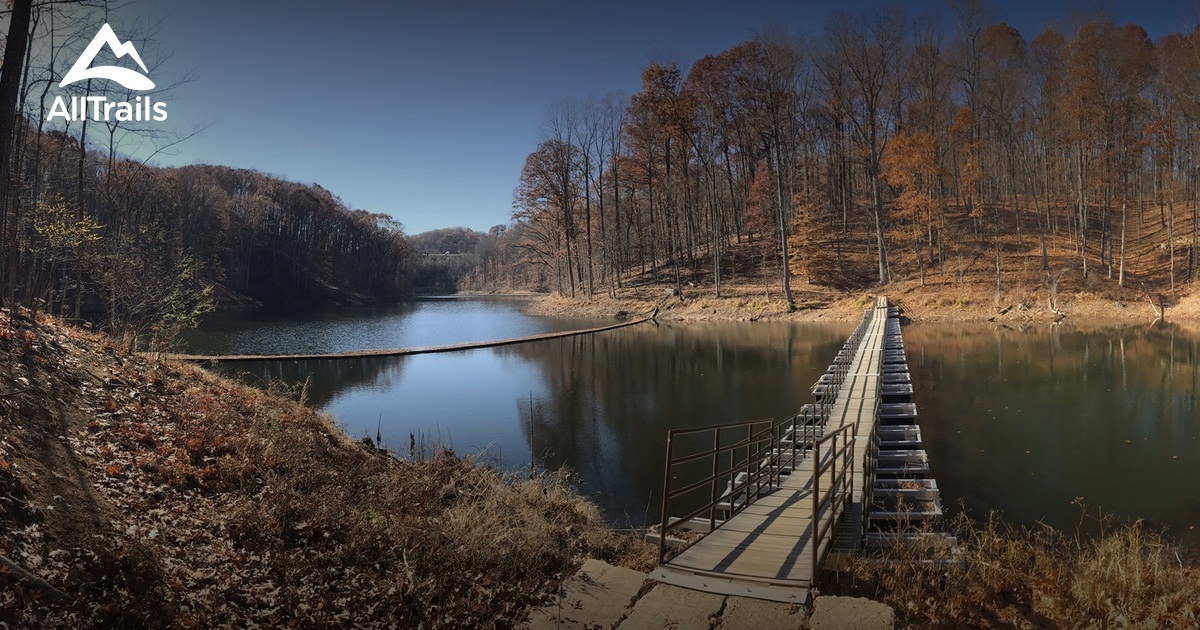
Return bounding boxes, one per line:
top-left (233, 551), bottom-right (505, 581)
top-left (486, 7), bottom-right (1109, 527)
top-left (180, 298), bottom-right (1200, 543)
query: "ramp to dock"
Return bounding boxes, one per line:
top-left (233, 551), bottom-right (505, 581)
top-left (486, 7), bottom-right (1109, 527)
top-left (651, 298), bottom-right (891, 603)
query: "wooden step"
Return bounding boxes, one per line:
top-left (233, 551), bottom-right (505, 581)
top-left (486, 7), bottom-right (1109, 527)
top-left (873, 486), bottom-right (940, 501)
top-left (878, 437), bottom-right (921, 449)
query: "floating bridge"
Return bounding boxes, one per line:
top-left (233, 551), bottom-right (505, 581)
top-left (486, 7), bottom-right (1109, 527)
top-left (650, 297), bottom-right (950, 603)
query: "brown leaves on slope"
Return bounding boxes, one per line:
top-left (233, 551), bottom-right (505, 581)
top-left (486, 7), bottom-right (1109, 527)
top-left (0, 309), bottom-right (649, 628)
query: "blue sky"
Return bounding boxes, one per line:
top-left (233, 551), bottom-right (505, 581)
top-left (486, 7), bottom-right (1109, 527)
top-left (62, 0), bottom-right (1200, 234)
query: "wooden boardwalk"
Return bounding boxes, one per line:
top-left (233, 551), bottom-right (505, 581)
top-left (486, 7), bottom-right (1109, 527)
top-left (651, 297), bottom-right (891, 603)
top-left (650, 447), bottom-right (847, 602)
top-left (828, 297), bottom-right (889, 504)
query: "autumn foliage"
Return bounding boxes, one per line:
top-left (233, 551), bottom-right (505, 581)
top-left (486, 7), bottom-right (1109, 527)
top-left (508, 8), bottom-right (1200, 303)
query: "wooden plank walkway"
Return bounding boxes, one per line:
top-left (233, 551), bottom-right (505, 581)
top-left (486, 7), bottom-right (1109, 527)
top-left (650, 447), bottom-right (844, 602)
top-left (651, 297), bottom-right (890, 603)
top-left (829, 297), bottom-right (889, 503)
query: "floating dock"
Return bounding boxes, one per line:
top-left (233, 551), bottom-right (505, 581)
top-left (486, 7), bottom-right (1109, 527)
top-left (651, 297), bottom-right (949, 604)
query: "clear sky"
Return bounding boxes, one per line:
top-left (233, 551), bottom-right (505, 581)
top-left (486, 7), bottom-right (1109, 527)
top-left (69, 0), bottom-right (1199, 235)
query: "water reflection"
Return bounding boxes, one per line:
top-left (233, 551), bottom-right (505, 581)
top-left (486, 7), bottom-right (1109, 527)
top-left (198, 315), bottom-right (853, 525)
top-left (177, 296), bottom-right (598, 356)
top-left (503, 322), bottom-right (852, 523)
top-left (188, 300), bottom-right (1200, 543)
top-left (223, 356), bottom-right (407, 409)
top-left (908, 323), bottom-right (1200, 543)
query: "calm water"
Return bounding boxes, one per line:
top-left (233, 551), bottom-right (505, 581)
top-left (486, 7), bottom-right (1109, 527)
top-left (182, 299), bottom-right (1200, 543)
top-left (909, 324), bottom-right (1200, 541)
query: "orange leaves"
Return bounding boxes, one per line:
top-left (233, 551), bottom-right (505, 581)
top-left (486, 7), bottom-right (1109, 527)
top-left (882, 131), bottom-right (941, 225)
top-left (948, 105), bottom-right (976, 141)
top-left (882, 131), bottom-right (938, 190)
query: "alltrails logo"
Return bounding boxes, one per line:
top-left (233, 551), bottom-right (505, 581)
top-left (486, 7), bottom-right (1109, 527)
top-left (49, 23), bottom-right (168, 122)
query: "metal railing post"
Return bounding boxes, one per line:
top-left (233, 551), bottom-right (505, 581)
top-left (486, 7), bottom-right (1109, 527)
top-left (659, 431), bottom-right (674, 564)
top-left (852, 425), bottom-right (858, 526)
top-left (812, 437), bottom-right (821, 581)
top-left (831, 432), bottom-right (838, 511)
top-left (709, 428), bottom-right (719, 533)
top-left (750, 424), bottom-right (759, 500)
top-left (740, 425), bottom-right (751, 510)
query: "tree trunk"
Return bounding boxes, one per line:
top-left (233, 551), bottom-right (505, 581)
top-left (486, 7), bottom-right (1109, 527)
top-left (583, 154), bottom-right (594, 295)
top-left (1118, 195), bottom-right (1126, 287)
top-left (1169, 195), bottom-right (1175, 293)
top-left (1077, 140), bottom-right (1088, 278)
top-left (871, 174), bottom-right (890, 285)
top-left (0, 0), bottom-right (34, 304)
top-left (773, 138), bottom-right (793, 309)
top-left (708, 164), bottom-right (721, 297)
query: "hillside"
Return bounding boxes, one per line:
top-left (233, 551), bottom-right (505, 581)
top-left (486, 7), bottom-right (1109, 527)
top-left (0, 309), bottom-right (651, 627)
top-left (517, 196), bottom-right (1200, 325)
top-left (2, 120), bottom-right (417, 337)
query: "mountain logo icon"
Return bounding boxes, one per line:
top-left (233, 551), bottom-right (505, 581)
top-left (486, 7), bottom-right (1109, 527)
top-left (60, 23), bottom-right (154, 90)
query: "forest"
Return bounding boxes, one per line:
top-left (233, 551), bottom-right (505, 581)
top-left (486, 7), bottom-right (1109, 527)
top-left (0, 1), bottom-right (414, 347)
top-left (498, 4), bottom-right (1200, 309)
top-left (6, 0), bottom-right (1200, 341)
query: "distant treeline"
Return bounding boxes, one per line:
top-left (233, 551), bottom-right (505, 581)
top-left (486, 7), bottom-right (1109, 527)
top-left (2, 122), bottom-right (415, 325)
top-left (0, 121), bottom-right (415, 344)
top-left (409, 226), bottom-right (546, 294)
top-left (503, 3), bottom-right (1200, 304)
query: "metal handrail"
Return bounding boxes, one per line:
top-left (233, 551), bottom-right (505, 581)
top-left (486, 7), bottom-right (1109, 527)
top-left (658, 417), bottom-right (789, 564)
top-left (811, 422), bottom-right (856, 580)
top-left (812, 306), bottom-right (875, 416)
top-left (658, 302), bottom-right (884, 567)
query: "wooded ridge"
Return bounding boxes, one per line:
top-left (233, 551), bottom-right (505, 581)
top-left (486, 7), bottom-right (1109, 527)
top-left (475, 5), bottom-right (1200, 310)
top-left (5, 1), bottom-right (1200, 349)
top-left (0, 2), bottom-right (416, 349)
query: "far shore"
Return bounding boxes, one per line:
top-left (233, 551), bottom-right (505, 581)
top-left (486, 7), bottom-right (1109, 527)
top-left (498, 280), bottom-right (1200, 327)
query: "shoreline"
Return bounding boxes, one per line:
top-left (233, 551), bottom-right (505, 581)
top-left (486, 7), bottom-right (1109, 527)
top-left (5, 306), bottom-right (1198, 626)
top-left (513, 281), bottom-right (1200, 326)
top-left (0, 309), bottom-right (654, 626)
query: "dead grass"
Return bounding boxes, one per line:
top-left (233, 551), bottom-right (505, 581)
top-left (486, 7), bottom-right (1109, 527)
top-left (0, 308), bottom-right (652, 628)
top-left (833, 512), bottom-right (1200, 628)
